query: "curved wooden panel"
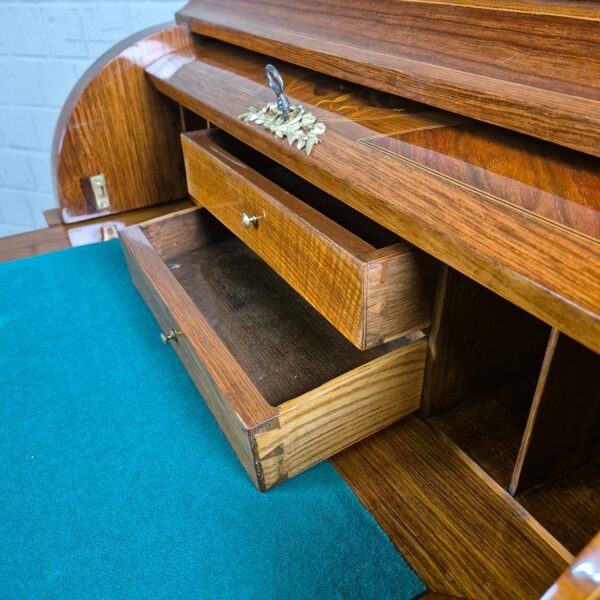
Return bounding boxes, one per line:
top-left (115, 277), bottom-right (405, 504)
top-left (52, 23), bottom-right (193, 223)
top-left (176, 0), bottom-right (600, 157)
top-left (542, 532), bottom-right (600, 599)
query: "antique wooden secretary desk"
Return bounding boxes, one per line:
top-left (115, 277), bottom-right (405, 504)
top-left (37, 0), bottom-right (600, 597)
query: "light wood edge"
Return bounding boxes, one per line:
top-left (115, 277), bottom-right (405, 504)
top-left (142, 206), bottom-right (231, 261)
top-left (252, 337), bottom-right (428, 489)
top-left (510, 327), bottom-right (560, 494)
top-left (542, 532), bottom-right (600, 600)
top-left (182, 130), bottom-right (375, 256)
top-left (139, 205), bottom-right (199, 229)
top-left (119, 224), bottom-right (276, 429)
top-left (430, 423), bottom-right (574, 564)
top-left (120, 223), bottom-right (277, 488)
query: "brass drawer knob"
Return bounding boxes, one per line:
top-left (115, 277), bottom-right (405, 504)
top-left (241, 212), bottom-right (262, 229)
top-left (161, 329), bottom-right (182, 344)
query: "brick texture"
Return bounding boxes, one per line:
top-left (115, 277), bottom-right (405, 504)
top-left (0, 1), bottom-right (183, 237)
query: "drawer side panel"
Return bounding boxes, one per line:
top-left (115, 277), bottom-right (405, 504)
top-left (120, 224), bottom-right (275, 488)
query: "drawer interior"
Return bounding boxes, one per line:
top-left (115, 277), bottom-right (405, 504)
top-left (126, 207), bottom-right (427, 489)
top-left (157, 211), bottom-right (418, 407)
top-left (198, 129), bottom-right (400, 250)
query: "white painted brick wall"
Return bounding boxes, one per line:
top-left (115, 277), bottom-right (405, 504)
top-left (0, 0), bottom-right (184, 237)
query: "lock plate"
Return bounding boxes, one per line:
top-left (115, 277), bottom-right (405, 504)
top-left (89, 174), bottom-right (110, 210)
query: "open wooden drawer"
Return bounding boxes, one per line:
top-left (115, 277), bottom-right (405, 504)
top-left (120, 208), bottom-right (427, 490)
top-left (181, 128), bottom-right (436, 350)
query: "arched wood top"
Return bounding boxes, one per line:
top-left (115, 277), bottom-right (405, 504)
top-left (52, 23), bottom-right (193, 223)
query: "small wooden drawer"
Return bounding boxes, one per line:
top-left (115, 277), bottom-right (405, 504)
top-left (121, 208), bottom-right (427, 490)
top-left (181, 129), bottom-right (436, 350)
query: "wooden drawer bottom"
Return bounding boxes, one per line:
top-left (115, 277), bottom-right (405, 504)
top-left (121, 208), bottom-right (427, 490)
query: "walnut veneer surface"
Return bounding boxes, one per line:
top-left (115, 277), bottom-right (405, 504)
top-left (176, 0), bottom-right (600, 157)
top-left (146, 36), bottom-right (600, 355)
top-left (181, 128), bottom-right (436, 349)
top-left (52, 24), bottom-right (190, 222)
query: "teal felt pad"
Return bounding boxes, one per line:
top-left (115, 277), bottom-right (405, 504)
top-left (0, 240), bottom-right (425, 600)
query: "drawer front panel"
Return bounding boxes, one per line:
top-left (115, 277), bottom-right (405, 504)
top-left (254, 338), bottom-right (427, 489)
top-left (182, 131), bottom-right (367, 346)
top-left (120, 224), bottom-right (271, 488)
top-left (182, 130), bottom-right (436, 349)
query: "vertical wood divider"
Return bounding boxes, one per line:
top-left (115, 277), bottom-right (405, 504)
top-left (422, 266), bottom-right (549, 416)
top-left (511, 329), bottom-right (600, 494)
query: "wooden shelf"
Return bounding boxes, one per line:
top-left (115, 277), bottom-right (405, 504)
top-left (429, 378), bottom-right (537, 489)
top-left (518, 459), bottom-right (600, 556)
top-left (332, 416), bottom-right (569, 599)
top-left (429, 379), bottom-right (600, 556)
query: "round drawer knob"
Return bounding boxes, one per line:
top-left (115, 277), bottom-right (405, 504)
top-left (241, 212), bottom-right (261, 229)
top-left (161, 329), bottom-right (182, 344)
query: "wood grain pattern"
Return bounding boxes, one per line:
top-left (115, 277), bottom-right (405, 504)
top-left (120, 218), bottom-right (275, 429)
top-left (145, 39), bottom-right (600, 355)
top-left (176, 0), bottom-right (600, 157)
top-left (423, 266), bottom-right (550, 415)
top-left (0, 226), bottom-right (70, 264)
top-left (518, 459), bottom-right (600, 556)
top-left (181, 128), bottom-right (435, 348)
top-left (511, 330), bottom-right (600, 494)
top-left (143, 206), bottom-right (230, 260)
top-left (169, 234), bottom-right (411, 405)
top-left (331, 416), bottom-right (569, 599)
top-left (52, 23), bottom-right (191, 223)
top-left (121, 208), bottom-right (426, 490)
top-left (363, 244), bottom-right (436, 349)
top-left (542, 532), bottom-right (600, 600)
top-left (0, 200), bottom-right (192, 264)
top-left (121, 229), bottom-right (261, 487)
top-left (254, 337), bottom-right (427, 489)
top-left (430, 377), bottom-right (537, 489)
